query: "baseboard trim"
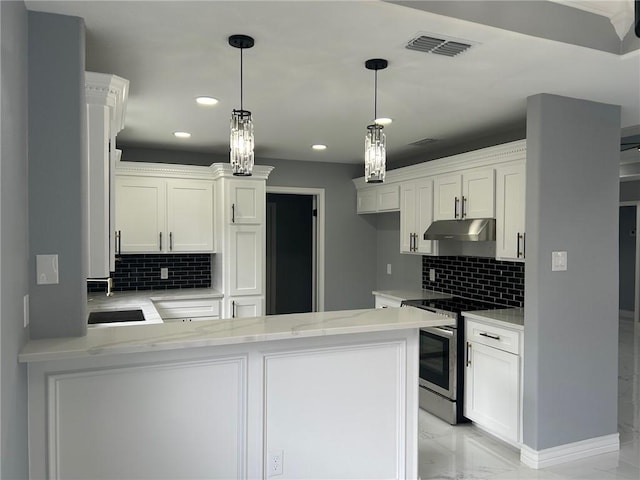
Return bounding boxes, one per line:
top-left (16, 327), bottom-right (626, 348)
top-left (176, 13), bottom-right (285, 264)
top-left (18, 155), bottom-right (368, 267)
top-left (520, 433), bottom-right (619, 469)
top-left (620, 309), bottom-right (634, 319)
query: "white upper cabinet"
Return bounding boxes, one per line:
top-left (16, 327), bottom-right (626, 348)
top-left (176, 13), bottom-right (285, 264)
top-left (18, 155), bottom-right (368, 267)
top-left (115, 176), bottom-right (166, 253)
top-left (166, 179), bottom-right (214, 252)
top-left (226, 179), bottom-right (265, 224)
top-left (115, 175), bottom-right (214, 254)
top-left (496, 162), bottom-right (526, 261)
top-left (85, 72), bottom-right (129, 277)
top-left (357, 184), bottom-right (400, 214)
top-left (434, 168), bottom-right (495, 220)
top-left (228, 225), bottom-right (263, 297)
top-left (400, 179), bottom-right (436, 255)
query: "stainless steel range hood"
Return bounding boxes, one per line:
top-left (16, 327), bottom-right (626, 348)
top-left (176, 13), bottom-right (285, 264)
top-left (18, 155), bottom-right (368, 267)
top-left (423, 218), bottom-right (496, 242)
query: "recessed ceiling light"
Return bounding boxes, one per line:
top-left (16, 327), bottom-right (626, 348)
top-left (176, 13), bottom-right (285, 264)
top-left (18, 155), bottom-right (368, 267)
top-left (375, 117), bottom-right (392, 126)
top-left (312, 144), bottom-right (327, 151)
top-left (173, 131), bottom-right (191, 138)
top-left (196, 96), bottom-right (219, 106)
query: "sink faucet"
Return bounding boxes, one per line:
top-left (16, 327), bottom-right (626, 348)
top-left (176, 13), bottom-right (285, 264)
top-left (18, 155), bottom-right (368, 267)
top-left (87, 277), bottom-right (113, 296)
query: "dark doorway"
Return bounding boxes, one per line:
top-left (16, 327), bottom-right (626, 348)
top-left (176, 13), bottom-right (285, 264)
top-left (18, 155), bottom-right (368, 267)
top-left (266, 193), bottom-right (314, 315)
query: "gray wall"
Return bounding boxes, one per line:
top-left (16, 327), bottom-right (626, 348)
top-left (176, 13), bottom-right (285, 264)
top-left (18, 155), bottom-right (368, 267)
top-left (28, 11), bottom-right (87, 339)
top-left (524, 94), bottom-right (620, 450)
top-left (619, 206), bottom-right (636, 312)
top-left (265, 158), bottom-right (378, 311)
top-left (0, 1), bottom-right (29, 477)
top-left (374, 212), bottom-right (422, 291)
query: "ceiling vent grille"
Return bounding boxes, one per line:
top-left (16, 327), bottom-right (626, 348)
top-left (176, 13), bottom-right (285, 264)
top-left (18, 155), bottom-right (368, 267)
top-left (409, 138), bottom-right (438, 147)
top-left (406, 34), bottom-right (473, 57)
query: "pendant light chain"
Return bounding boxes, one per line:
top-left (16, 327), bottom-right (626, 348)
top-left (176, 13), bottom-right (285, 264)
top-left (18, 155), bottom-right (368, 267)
top-left (240, 47), bottom-right (244, 112)
top-left (373, 68), bottom-right (378, 122)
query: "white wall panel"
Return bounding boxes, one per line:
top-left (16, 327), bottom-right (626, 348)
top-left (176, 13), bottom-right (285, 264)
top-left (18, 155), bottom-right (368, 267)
top-left (264, 342), bottom-right (406, 479)
top-left (49, 357), bottom-right (246, 479)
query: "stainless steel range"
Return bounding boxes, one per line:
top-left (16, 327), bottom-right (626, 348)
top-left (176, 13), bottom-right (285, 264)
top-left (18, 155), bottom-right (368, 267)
top-left (401, 296), bottom-right (499, 424)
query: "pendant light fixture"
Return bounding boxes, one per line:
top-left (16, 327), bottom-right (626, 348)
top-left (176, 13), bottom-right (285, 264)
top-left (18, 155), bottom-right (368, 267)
top-left (229, 34), bottom-right (255, 176)
top-left (364, 58), bottom-right (388, 183)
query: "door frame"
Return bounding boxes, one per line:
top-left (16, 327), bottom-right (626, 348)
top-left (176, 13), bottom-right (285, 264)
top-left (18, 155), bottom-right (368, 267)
top-left (266, 186), bottom-right (325, 312)
top-left (620, 201), bottom-right (640, 324)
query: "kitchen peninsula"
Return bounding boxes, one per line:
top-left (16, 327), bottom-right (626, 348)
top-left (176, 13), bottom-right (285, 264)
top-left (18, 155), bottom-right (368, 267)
top-left (20, 306), bottom-right (451, 479)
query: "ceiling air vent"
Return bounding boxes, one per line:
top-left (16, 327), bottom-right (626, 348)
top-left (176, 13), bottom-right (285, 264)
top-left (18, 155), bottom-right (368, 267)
top-left (409, 138), bottom-right (438, 147)
top-left (406, 34), bottom-right (473, 57)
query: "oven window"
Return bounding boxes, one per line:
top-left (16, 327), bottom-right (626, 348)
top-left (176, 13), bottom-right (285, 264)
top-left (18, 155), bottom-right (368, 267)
top-left (420, 330), bottom-right (450, 391)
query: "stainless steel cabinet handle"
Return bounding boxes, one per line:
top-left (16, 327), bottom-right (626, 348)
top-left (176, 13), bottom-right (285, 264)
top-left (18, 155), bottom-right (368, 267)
top-left (169, 232), bottom-right (173, 251)
top-left (466, 342), bottom-right (471, 367)
top-left (159, 232), bottom-right (162, 251)
top-left (116, 230), bottom-right (122, 255)
top-left (523, 232), bottom-right (526, 258)
top-left (410, 233), bottom-right (415, 252)
top-left (479, 332), bottom-right (501, 340)
top-left (414, 233), bottom-right (418, 251)
top-left (232, 203), bottom-right (235, 223)
top-left (454, 197), bottom-right (459, 219)
top-left (461, 196), bottom-right (467, 218)
top-left (232, 300), bottom-right (236, 318)
top-left (517, 233), bottom-right (522, 258)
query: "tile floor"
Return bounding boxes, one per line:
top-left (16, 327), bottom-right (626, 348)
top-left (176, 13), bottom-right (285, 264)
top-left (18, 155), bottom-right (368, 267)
top-left (417, 317), bottom-right (640, 480)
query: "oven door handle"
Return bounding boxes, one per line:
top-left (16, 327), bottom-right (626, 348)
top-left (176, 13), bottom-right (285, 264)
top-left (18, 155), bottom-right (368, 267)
top-left (421, 326), bottom-right (455, 337)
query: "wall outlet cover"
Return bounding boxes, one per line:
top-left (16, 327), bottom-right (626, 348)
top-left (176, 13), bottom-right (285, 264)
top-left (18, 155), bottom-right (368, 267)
top-left (552, 251), bottom-right (567, 271)
top-left (160, 267), bottom-right (169, 279)
top-left (36, 254), bottom-right (59, 285)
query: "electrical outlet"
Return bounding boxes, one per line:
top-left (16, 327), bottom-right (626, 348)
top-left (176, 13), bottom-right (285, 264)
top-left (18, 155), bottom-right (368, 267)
top-left (386, 263), bottom-right (392, 275)
top-left (429, 268), bottom-right (436, 282)
top-left (160, 267), bottom-right (169, 279)
top-left (268, 450), bottom-right (283, 476)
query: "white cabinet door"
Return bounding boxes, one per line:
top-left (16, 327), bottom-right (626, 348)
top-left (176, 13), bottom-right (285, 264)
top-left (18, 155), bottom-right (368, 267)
top-left (433, 174), bottom-right (462, 220)
top-left (166, 179), bottom-right (214, 252)
top-left (400, 183), bottom-right (416, 253)
top-left (227, 179), bottom-right (265, 224)
top-left (357, 188), bottom-right (377, 214)
top-left (462, 168), bottom-right (495, 219)
top-left (226, 296), bottom-right (264, 318)
top-left (415, 179), bottom-right (436, 254)
top-left (496, 163), bottom-right (525, 260)
top-left (228, 225), bottom-right (263, 296)
top-left (464, 340), bottom-right (520, 444)
top-left (377, 184), bottom-right (400, 212)
top-left (115, 176), bottom-right (165, 253)
top-left (401, 179), bottom-right (436, 254)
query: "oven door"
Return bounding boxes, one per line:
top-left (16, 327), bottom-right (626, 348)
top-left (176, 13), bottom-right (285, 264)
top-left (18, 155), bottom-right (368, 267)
top-left (419, 326), bottom-right (457, 400)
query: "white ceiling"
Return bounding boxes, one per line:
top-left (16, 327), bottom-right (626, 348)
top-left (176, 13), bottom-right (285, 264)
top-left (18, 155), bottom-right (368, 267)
top-left (25, 0), bottom-right (640, 167)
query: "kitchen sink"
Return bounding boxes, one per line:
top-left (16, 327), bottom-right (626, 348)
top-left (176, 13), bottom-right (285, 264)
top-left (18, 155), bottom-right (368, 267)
top-left (88, 309), bottom-right (145, 324)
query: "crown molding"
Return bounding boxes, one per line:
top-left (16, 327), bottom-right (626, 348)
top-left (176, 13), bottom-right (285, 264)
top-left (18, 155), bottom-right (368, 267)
top-left (116, 161), bottom-right (274, 181)
top-left (86, 72), bottom-right (129, 134)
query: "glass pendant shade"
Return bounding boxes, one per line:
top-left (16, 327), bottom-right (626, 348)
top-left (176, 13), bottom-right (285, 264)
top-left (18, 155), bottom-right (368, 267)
top-left (365, 124), bottom-right (386, 183)
top-left (230, 108), bottom-right (254, 176)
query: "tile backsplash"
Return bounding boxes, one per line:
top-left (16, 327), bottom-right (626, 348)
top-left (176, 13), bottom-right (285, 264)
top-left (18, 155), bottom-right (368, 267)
top-left (87, 254), bottom-right (211, 293)
top-left (422, 256), bottom-right (524, 307)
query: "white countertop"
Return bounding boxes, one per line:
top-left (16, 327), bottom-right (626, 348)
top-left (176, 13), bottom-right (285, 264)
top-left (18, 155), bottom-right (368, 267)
top-left (462, 308), bottom-right (524, 330)
top-left (87, 288), bottom-right (224, 328)
top-left (372, 289), bottom-right (452, 302)
top-left (19, 307), bottom-right (454, 363)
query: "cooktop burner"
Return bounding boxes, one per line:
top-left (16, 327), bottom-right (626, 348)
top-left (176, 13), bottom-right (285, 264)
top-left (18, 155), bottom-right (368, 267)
top-left (402, 296), bottom-right (501, 315)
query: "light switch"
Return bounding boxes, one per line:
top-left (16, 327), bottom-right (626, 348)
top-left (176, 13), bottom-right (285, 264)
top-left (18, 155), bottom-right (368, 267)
top-left (552, 251), bottom-right (567, 271)
top-left (36, 254), bottom-right (59, 284)
top-left (161, 267), bottom-right (169, 279)
top-left (386, 264), bottom-right (392, 275)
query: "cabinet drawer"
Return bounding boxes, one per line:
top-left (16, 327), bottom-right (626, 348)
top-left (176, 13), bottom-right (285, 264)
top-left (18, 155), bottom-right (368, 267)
top-left (466, 319), bottom-right (521, 355)
top-left (153, 298), bottom-right (221, 320)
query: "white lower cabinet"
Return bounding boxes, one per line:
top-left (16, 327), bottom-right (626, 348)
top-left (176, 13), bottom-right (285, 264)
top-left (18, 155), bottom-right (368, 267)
top-left (464, 317), bottom-right (522, 445)
top-left (153, 297), bottom-right (221, 322)
top-left (226, 295), bottom-right (264, 318)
